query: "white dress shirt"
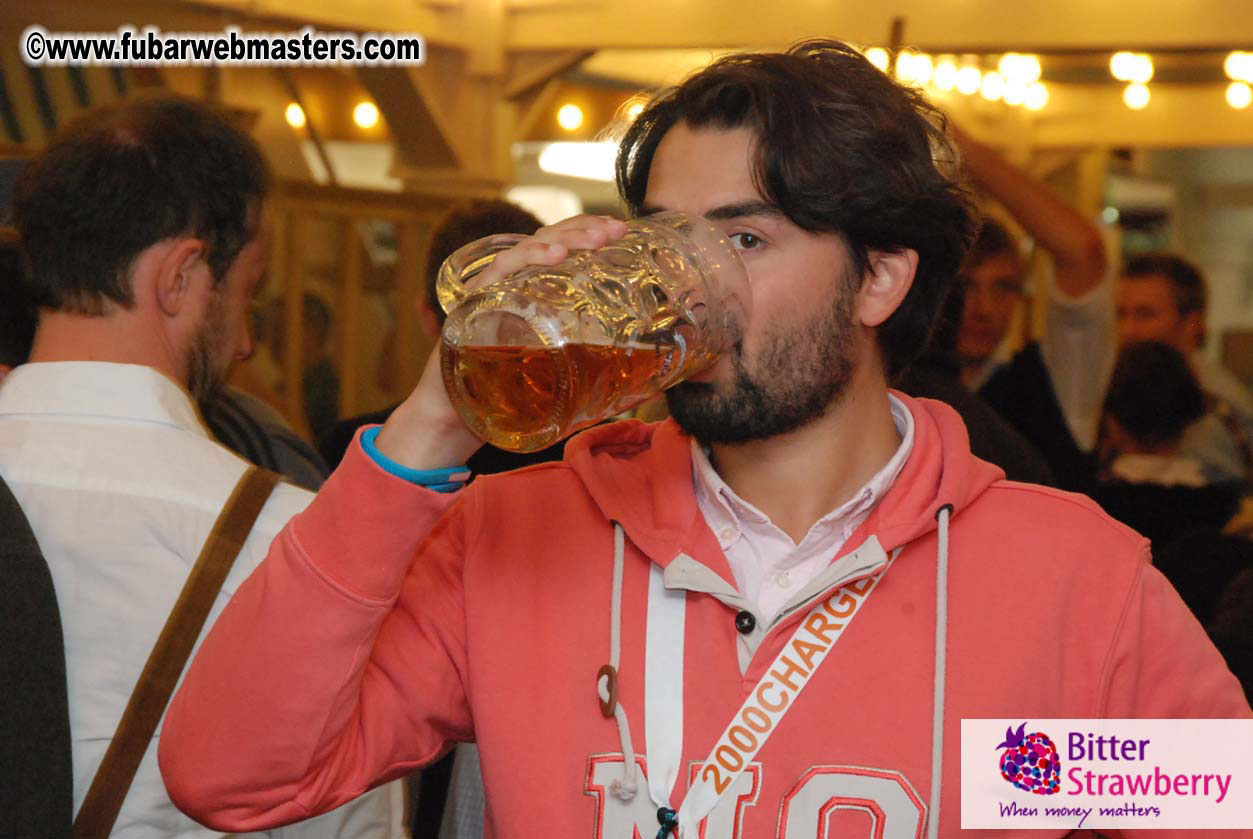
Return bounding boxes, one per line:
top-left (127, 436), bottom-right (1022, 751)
top-left (0, 362), bottom-right (404, 839)
top-left (691, 393), bottom-right (915, 625)
top-left (1040, 276), bottom-right (1118, 452)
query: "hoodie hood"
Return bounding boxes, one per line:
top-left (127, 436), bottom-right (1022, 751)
top-left (563, 391), bottom-right (1004, 565)
top-left (573, 391), bottom-right (1005, 838)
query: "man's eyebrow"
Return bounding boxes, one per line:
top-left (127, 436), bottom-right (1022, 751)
top-left (637, 201), bottom-right (784, 221)
top-left (705, 201), bottom-right (785, 222)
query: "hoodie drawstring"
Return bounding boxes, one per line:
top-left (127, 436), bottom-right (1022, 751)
top-left (929, 503), bottom-right (953, 839)
top-left (597, 522), bottom-right (639, 800)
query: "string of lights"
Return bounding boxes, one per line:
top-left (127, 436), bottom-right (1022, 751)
top-left (859, 47), bottom-right (1253, 113)
top-left (276, 47), bottom-right (1253, 148)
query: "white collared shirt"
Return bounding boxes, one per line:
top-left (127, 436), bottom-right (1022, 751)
top-left (0, 362), bottom-right (404, 839)
top-left (691, 393), bottom-right (915, 626)
top-left (1040, 275), bottom-right (1117, 452)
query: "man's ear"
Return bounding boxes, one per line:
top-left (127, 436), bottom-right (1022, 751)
top-left (153, 239), bottom-right (208, 317)
top-left (857, 248), bottom-right (919, 328)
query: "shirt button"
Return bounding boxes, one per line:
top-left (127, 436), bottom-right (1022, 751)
top-left (776, 570), bottom-right (792, 589)
top-left (734, 610), bottom-right (756, 634)
top-left (720, 526), bottom-right (737, 542)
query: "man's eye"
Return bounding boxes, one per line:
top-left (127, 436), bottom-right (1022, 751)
top-left (731, 232), bottom-right (762, 250)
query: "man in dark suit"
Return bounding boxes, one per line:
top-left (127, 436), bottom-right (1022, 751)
top-left (0, 225), bottom-right (72, 839)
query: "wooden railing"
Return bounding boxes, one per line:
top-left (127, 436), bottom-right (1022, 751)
top-left (257, 180), bottom-right (458, 439)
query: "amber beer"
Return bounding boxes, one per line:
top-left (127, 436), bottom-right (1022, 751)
top-left (442, 341), bottom-right (716, 452)
top-left (437, 212), bottom-right (750, 451)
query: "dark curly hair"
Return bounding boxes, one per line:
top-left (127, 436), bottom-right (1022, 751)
top-left (13, 96), bottom-right (269, 314)
top-left (616, 40), bottom-right (977, 375)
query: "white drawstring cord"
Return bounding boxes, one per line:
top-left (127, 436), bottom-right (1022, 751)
top-left (928, 504), bottom-right (953, 839)
top-left (597, 522), bottom-right (639, 800)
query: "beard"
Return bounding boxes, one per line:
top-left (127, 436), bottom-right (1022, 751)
top-left (665, 279), bottom-right (859, 445)
top-left (185, 290), bottom-right (230, 404)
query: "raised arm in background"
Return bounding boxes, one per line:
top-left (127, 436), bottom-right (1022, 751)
top-left (952, 123), bottom-right (1107, 298)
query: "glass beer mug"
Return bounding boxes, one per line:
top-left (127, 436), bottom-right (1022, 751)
top-left (436, 212), bottom-right (751, 452)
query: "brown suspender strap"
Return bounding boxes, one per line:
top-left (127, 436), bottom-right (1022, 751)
top-left (71, 466), bottom-right (282, 839)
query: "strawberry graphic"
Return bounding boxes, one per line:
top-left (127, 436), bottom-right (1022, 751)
top-left (996, 722), bottom-right (1061, 795)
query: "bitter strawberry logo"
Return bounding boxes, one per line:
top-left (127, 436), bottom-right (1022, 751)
top-left (996, 722), bottom-right (1061, 795)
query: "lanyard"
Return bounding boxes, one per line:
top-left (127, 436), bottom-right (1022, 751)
top-left (644, 537), bottom-right (895, 838)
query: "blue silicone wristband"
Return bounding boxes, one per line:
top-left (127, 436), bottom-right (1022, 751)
top-left (360, 426), bottom-right (470, 491)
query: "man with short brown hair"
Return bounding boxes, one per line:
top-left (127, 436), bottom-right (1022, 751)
top-left (0, 96), bottom-right (402, 839)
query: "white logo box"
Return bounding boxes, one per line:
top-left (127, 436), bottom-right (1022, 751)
top-left (961, 719), bottom-right (1253, 830)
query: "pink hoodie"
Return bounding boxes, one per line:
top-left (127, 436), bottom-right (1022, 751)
top-left (160, 394), bottom-right (1250, 838)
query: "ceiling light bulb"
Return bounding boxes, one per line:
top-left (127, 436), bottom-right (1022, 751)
top-left (1227, 81), bottom-right (1253, 110)
top-left (895, 49), bottom-right (917, 81)
top-left (1110, 51), bottom-right (1137, 82)
top-left (956, 65), bottom-right (982, 95)
top-left (934, 58), bottom-right (959, 92)
top-left (1024, 81), bottom-right (1049, 111)
top-left (998, 53), bottom-right (1021, 80)
top-left (284, 102), bottom-right (306, 129)
top-left (980, 71), bottom-right (1006, 102)
top-left (557, 103), bottom-right (584, 131)
top-left (1131, 54), bottom-right (1154, 84)
top-left (1123, 82), bottom-right (1150, 110)
top-left (911, 53), bottom-right (934, 86)
top-left (865, 47), bottom-right (890, 73)
top-left (353, 101), bottom-right (379, 129)
top-left (1226, 51), bottom-right (1253, 83)
top-left (1004, 79), bottom-right (1028, 106)
top-left (1019, 54), bottom-right (1042, 84)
